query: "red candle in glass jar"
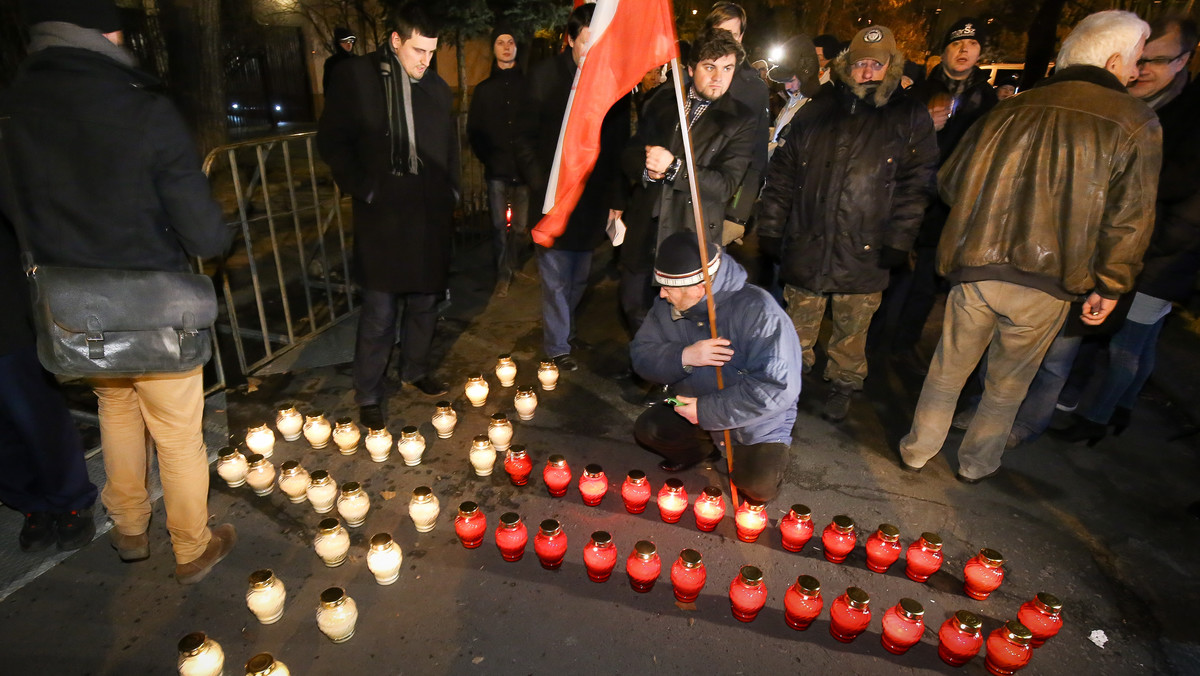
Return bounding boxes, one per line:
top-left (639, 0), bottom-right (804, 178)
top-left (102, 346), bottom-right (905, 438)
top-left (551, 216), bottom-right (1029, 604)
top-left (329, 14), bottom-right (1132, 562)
top-left (938, 610), bottom-right (984, 666)
top-left (504, 445), bottom-right (532, 486)
top-left (657, 478), bottom-right (688, 523)
top-left (905, 531), bottom-right (944, 582)
top-left (621, 470), bottom-right (652, 514)
top-left (578, 464), bottom-right (608, 506)
top-left (453, 501), bottom-right (487, 548)
top-left (881, 598), bottom-right (925, 654)
top-left (734, 500), bottom-right (768, 542)
top-left (865, 523), bottom-right (902, 573)
top-left (494, 512), bottom-right (528, 562)
top-left (829, 587), bottom-right (871, 642)
top-left (533, 519), bottom-right (567, 570)
top-left (543, 455), bottom-right (572, 498)
top-left (1017, 592), bottom-right (1063, 648)
top-left (626, 540), bottom-right (661, 592)
top-left (821, 515), bottom-right (857, 564)
top-left (985, 620), bottom-right (1034, 675)
top-left (729, 565), bottom-right (768, 622)
top-left (693, 486), bottom-right (726, 532)
top-left (783, 574), bottom-right (823, 630)
top-left (582, 531), bottom-right (617, 582)
top-left (779, 504), bottom-right (813, 552)
top-left (963, 548), bottom-right (1005, 600)
top-left (670, 548), bottom-right (706, 602)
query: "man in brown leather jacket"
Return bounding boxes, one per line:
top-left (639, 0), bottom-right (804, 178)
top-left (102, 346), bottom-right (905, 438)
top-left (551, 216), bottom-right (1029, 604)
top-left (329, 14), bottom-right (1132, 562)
top-left (898, 10), bottom-right (1162, 483)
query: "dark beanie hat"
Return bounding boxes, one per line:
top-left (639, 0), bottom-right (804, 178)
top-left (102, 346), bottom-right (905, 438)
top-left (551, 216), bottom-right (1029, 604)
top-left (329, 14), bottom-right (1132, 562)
top-left (653, 232), bottom-right (721, 287)
top-left (25, 0), bottom-right (123, 32)
top-left (333, 26), bottom-right (355, 43)
top-left (943, 17), bottom-right (985, 51)
top-left (491, 22), bottom-right (516, 44)
top-left (813, 34), bottom-right (842, 58)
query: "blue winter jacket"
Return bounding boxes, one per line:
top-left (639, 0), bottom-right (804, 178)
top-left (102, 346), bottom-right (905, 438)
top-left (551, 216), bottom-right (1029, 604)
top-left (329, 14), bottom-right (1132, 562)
top-left (631, 256), bottom-right (802, 447)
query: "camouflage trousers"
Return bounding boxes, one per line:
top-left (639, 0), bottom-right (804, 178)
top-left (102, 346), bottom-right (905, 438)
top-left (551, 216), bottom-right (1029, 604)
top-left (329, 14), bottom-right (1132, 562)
top-left (783, 285), bottom-right (883, 390)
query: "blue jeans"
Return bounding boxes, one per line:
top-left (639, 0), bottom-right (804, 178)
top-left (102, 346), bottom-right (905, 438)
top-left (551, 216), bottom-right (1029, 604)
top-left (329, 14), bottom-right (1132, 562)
top-left (487, 180), bottom-right (529, 279)
top-left (1007, 325), bottom-right (1082, 442)
top-left (537, 246), bottom-right (592, 357)
top-left (1081, 316), bottom-right (1164, 424)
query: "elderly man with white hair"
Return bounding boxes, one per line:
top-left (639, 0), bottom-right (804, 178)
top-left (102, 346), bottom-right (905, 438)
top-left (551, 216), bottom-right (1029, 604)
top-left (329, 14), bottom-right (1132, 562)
top-left (897, 10), bottom-right (1162, 484)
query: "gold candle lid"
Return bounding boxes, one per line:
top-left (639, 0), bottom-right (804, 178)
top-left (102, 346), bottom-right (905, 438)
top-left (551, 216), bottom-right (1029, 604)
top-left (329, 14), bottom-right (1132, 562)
top-left (411, 486), bottom-right (434, 502)
top-left (877, 523), bottom-right (900, 542)
top-left (663, 478), bottom-right (684, 492)
top-left (245, 653), bottom-right (281, 675)
top-left (459, 501), bottom-right (479, 516)
top-left (1004, 620), bottom-right (1033, 643)
top-left (743, 500), bottom-right (766, 512)
top-left (539, 360), bottom-right (556, 369)
top-left (539, 519), bottom-right (561, 535)
top-left (248, 423), bottom-right (270, 433)
top-left (367, 427), bottom-right (389, 436)
top-left (516, 386), bottom-right (534, 395)
top-left (626, 469), bottom-right (647, 483)
top-left (277, 402), bottom-right (297, 412)
top-left (547, 454), bottom-right (567, 467)
top-left (898, 597), bottom-right (924, 619)
top-left (584, 464), bottom-right (604, 477)
top-left (177, 632), bottom-right (208, 656)
top-left (279, 460), bottom-right (301, 475)
top-left (401, 425), bottom-right (419, 435)
top-left (846, 586), bottom-right (870, 609)
top-left (335, 416), bottom-right (353, 426)
top-left (679, 548), bottom-right (702, 568)
top-left (701, 486), bottom-right (723, 499)
top-left (319, 586), bottom-right (347, 607)
top-left (979, 548), bottom-right (1004, 566)
top-left (590, 530), bottom-right (612, 546)
top-left (309, 469), bottom-right (331, 484)
top-left (790, 504), bottom-right (811, 519)
top-left (490, 412), bottom-right (509, 423)
top-left (307, 411), bottom-right (327, 420)
top-left (499, 512), bottom-right (521, 527)
top-left (796, 574), bottom-right (820, 594)
top-left (633, 540), bottom-right (657, 560)
top-left (920, 531), bottom-right (943, 550)
top-left (248, 569), bottom-right (276, 588)
top-left (1034, 592), bottom-right (1063, 613)
top-left (340, 481), bottom-right (362, 495)
top-left (831, 514), bottom-right (855, 533)
top-left (369, 532), bottom-right (394, 550)
top-left (953, 609), bottom-right (983, 632)
top-left (317, 517), bottom-right (341, 533)
top-left (472, 435), bottom-right (493, 448)
top-left (497, 353), bottom-right (513, 362)
top-left (435, 400), bottom-right (452, 409)
top-left (739, 565), bottom-right (764, 585)
top-left (467, 373), bottom-right (485, 381)
top-left (246, 453), bottom-right (267, 467)
top-left (217, 446), bottom-right (239, 459)
top-left (508, 444), bottom-right (527, 457)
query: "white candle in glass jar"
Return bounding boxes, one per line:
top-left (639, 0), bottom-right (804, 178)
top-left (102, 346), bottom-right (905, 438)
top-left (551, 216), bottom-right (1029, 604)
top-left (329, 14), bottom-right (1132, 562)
top-left (464, 374), bottom-right (490, 407)
top-left (431, 401), bottom-right (457, 438)
top-left (364, 428), bottom-right (392, 462)
top-left (303, 412), bottom-right (332, 449)
top-left (336, 481), bottom-right (370, 527)
top-left (316, 587), bottom-right (358, 643)
top-left (176, 632), bottom-right (224, 676)
top-left (276, 460), bottom-right (310, 503)
top-left (332, 417), bottom-right (360, 455)
top-left (313, 517), bottom-right (350, 566)
top-left (513, 387), bottom-right (538, 421)
top-left (495, 354), bottom-right (517, 387)
top-left (245, 569), bottom-right (286, 625)
top-left (245, 653), bottom-right (290, 676)
top-left (469, 435), bottom-right (497, 476)
top-left (487, 413), bottom-right (513, 452)
top-left (306, 470), bottom-right (337, 513)
top-left (275, 404), bottom-right (304, 441)
top-left (396, 426), bottom-right (426, 466)
top-left (366, 533), bottom-right (403, 585)
top-left (409, 486), bottom-right (440, 532)
top-left (245, 454), bottom-right (276, 496)
top-left (537, 361), bottom-right (559, 390)
top-left (245, 424), bottom-right (276, 458)
top-left (216, 447), bottom-right (248, 487)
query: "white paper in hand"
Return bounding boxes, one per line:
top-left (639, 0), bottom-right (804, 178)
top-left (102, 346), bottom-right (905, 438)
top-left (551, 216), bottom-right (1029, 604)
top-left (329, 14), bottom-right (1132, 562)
top-left (606, 215), bottom-right (626, 246)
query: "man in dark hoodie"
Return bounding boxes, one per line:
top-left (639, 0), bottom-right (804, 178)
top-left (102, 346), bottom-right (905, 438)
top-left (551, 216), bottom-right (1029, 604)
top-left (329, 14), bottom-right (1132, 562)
top-left (322, 26), bottom-right (356, 93)
top-left (468, 24), bottom-right (528, 297)
top-left (756, 25), bottom-right (939, 423)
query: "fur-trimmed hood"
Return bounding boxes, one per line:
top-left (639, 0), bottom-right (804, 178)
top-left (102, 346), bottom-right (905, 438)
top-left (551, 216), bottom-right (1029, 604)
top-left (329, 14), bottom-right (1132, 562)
top-left (831, 49), bottom-right (907, 108)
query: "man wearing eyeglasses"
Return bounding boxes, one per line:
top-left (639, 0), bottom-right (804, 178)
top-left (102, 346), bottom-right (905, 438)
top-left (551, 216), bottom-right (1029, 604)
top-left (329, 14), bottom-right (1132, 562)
top-left (756, 25), bottom-right (938, 423)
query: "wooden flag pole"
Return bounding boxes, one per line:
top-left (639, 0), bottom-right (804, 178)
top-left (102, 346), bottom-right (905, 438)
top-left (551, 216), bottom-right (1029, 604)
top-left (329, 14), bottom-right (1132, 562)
top-left (666, 57), bottom-right (739, 508)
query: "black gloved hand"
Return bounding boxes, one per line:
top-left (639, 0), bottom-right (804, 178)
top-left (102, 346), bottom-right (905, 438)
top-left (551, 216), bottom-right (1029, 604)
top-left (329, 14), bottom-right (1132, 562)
top-left (878, 246), bottom-right (909, 269)
top-left (759, 235), bottom-right (782, 261)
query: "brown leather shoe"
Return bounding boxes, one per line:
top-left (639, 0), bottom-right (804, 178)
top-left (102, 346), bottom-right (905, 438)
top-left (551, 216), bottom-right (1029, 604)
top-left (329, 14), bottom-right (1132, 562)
top-left (175, 523), bottom-right (237, 585)
top-left (110, 529), bottom-right (150, 562)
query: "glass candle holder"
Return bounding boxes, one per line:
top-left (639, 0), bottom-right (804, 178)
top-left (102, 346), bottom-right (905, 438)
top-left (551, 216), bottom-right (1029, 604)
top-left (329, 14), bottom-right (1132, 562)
top-left (734, 500), bottom-right (768, 542)
top-left (783, 574), bottom-right (823, 630)
top-left (431, 400), bottom-right (457, 438)
top-left (905, 531), bottom-right (944, 582)
top-left (583, 531), bottom-right (618, 582)
top-left (963, 548), bottom-right (1005, 600)
top-left (306, 469), bottom-right (337, 514)
top-left (365, 427), bottom-right (393, 462)
top-left (670, 548), bottom-right (706, 602)
top-left (276, 460), bottom-right (310, 504)
top-left (245, 454), bottom-right (276, 497)
top-left (821, 515), bottom-right (857, 564)
top-left (465, 374), bottom-right (490, 407)
top-left (543, 454), bottom-right (572, 497)
top-left (514, 387), bottom-right (538, 420)
top-left (985, 620), bottom-right (1034, 675)
top-left (780, 504), bottom-right (814, 552)
top-left (533, 519), bottom-right (567, 570)
top-left (537, 360), bottom-right (559, 390)
top-left (621, 470), bottom-right (651, 513)
top-left (316, 587), bottom-right (358, 644)
top-left (657, 478), bottom-right (688, 523)
top-left (336, 481), bottom-right (370, 527)
top-left (454, 501), bottom-right (487, 548)
top-left (626, 540), bottom-right (661, 592)
top-left (504, 445), bottom-right (532, 486)
top-left (487, 412), bottom-right (514, 452)
top-left (366, 532), bottom-right (403, 585)
top-left (881, 598), bottom-right (925, 655)
top-left (693, 486), bottom-right (726, 532)
top-left (578, 464), bottom-right (608, 506)
top-left (829, 587), bottom-right (871, 643)
top-left (865, 523), bottom-right (902, 573)
top-left (216, 446), bottom-right (248, 488)
top-left (332, 417), bottom-right (360, 455)
top-left (303, 411), bottom-right (331, 449)
top-left (313, 517), bottom-right (350, 567)
top-left (495, 354), bottom-right (517, 387)
top-left (469, 435), bottom-right (497, 477)
top-left (246, 569), bottom-right (286, 625)
top-left (409, 486), bottom-right (440, 533)
top-left (729, 565), bottom-right (768, 622)
top-left (245, 423), bottom-right (276, 459)
top-left (1017, 592), bottom-right (1064, 648)
top-left (245, 653), bottom-right (290, 676)
top-left (939, 609), bottom-right (985, 666)
top-left (495, 512), bottom-right (528, 562)
top-left (275, 403), bottom-right (303, 441)
top-left (396, 425), bottom-right (426, 466)
top-left (177, 632), bottom-right (224, 676)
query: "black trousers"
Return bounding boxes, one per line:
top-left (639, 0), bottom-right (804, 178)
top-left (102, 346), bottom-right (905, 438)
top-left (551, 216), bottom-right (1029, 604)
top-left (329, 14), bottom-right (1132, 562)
top-left (0, 345), bottom-right (98, 513)
top-left (353, 289), bottom-right (439, 406)
top-left (634, 403), bottom-right (791, 502)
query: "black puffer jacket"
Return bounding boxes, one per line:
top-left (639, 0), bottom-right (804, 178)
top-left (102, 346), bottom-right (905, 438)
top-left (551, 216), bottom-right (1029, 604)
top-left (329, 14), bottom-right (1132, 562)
top-left (756, 52), bottom-right (939, 294)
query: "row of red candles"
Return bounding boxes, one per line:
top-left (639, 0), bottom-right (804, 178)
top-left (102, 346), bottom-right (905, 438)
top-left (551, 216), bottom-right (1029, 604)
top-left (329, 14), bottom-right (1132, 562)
top-left (455, 508), bottom-right (1062, 674)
